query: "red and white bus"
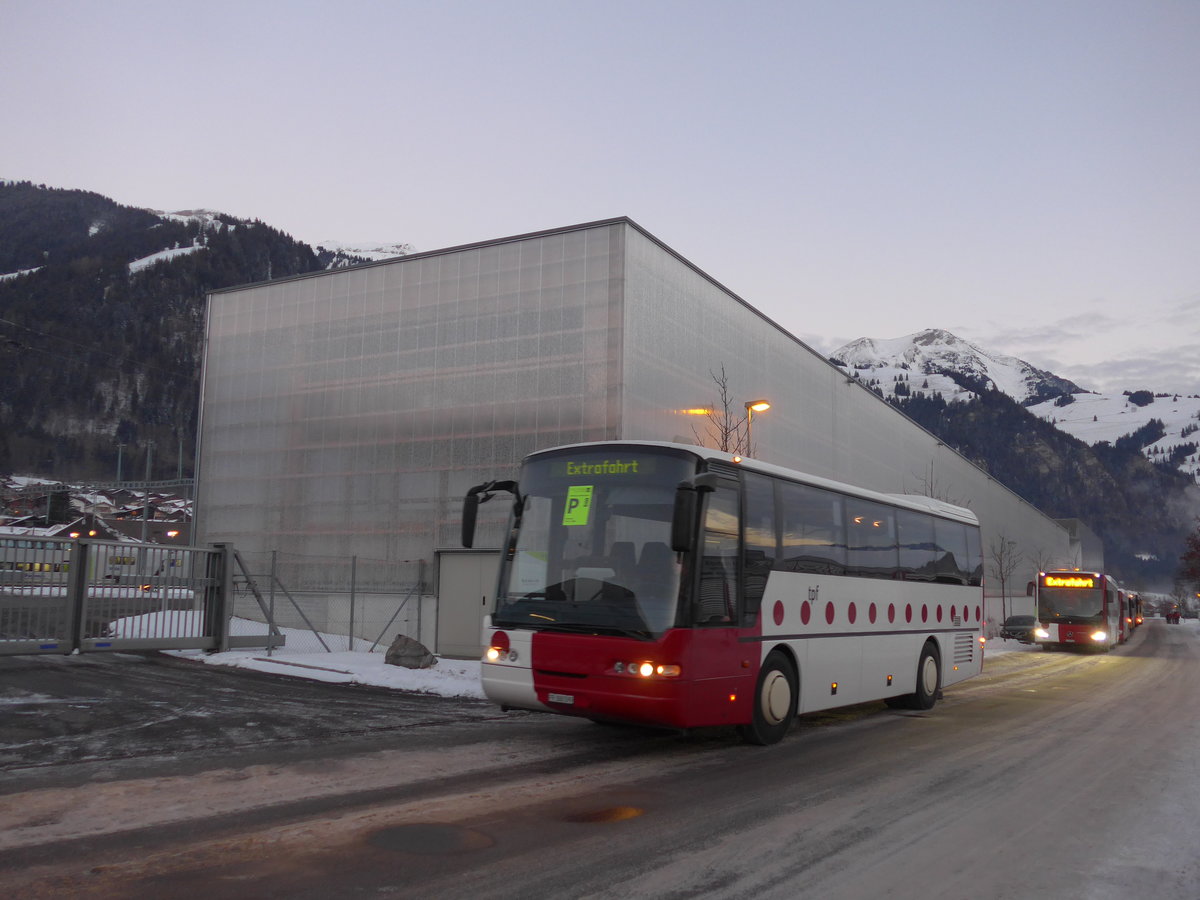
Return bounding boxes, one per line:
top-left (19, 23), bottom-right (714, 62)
top-left (462, 441), bottom-right (986, 744)
top-left (1126, 591), bottom-right (1144, 630)
top-left (1033, 570), bottom-right (1125, 651)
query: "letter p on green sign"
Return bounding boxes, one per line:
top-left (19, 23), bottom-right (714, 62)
top-left (563, 485), bottom-right (594, 526)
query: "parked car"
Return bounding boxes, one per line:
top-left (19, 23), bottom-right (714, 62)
top-left (1000, 614), bottom-right (1039, 643)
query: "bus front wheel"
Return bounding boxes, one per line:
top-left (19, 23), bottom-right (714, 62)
top-left (738, 651), bottom-right (797, 746)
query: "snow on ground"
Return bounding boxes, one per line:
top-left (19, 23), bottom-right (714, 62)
top-left (179, 645), bottom-right (487, 700)
top-left (136, 615), bottom-right (487, 699)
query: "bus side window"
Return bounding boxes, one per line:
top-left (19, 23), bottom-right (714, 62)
top-left (933, 518), bottom-right (970, 584)
top-left (846, 500), bottom-right (898, 579)
top-left (697, 484), bottom-right (739, 625)
top-left (896, 508), bottom-right (936, 580)
top-left (742, 472), bottom-right (777, 624)
top-left (965, 526), bottom-right (984, 586)
top-left (779, 482), bottom-right (846, 575)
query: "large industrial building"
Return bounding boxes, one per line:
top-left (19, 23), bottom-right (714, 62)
top-left (196, 217), bottom-right (1073, 655)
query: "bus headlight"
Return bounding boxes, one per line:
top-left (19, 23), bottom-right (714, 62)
top-left (484, 631), bottom-right (515, 662)
top-left (1034, 627), bottom-right (1050, 640)
top-left (1091, 630), bottom-right (1108, 642)
top-left (615, 661), bottom-right (681, 678)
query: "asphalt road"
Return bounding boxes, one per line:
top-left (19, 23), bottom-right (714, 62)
top-left (0, 650), bottom-right (501, 787)
top-left (2, 621), bottom-right (1199, 899)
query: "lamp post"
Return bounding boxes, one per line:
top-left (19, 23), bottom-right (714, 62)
top-left (744, 399), bottom-right (771, 453)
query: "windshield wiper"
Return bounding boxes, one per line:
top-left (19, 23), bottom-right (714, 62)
top-left (534, 622), bottom-right (653, 640)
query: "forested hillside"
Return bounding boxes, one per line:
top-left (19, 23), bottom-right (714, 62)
top-left (0, 182), bottom-right (338, 480)
top-left (891, 379), bottom-right (1195, 588)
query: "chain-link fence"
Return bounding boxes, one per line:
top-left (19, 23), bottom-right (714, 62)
top-left (229, 550), bottom-right (428, 654)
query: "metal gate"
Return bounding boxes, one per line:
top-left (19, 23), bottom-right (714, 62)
top-left (0, 538), bottom-right (277, 655)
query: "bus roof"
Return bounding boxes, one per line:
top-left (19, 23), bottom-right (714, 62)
top-left (524, 440), bottom-right (981, 527)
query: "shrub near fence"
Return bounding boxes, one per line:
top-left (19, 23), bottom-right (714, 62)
top-left (231, 550), bottom-right (427, 653)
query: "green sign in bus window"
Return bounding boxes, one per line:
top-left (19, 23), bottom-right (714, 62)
top-left (563, 485), bottom-right (594, 526)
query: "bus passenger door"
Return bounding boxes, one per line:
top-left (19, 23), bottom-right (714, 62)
top-left (686, 480), bottom-right (753, 726)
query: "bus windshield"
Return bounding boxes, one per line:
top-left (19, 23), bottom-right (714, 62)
top-left (1039, 587), bottom-right (1104, 623)
top-left (493, 448), bottom-right (695, 639)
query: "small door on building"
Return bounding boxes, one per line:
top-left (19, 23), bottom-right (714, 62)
top-left (435, 549), bottom-right (501, 659)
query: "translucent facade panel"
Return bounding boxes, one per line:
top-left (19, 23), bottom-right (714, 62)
top-left (197, 218), bottom-right (1071, 622)
top-left (197, 225), bottom-right (625, 584)
top-left (619, 227), bottom-right (1070, 597)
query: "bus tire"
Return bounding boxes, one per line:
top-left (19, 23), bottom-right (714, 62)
top-left (738, 651), bottom-right (797, 746)
top-left (911, 642), bottom-right (940, 710)
top-left (887, 642), bottom-right (941, 710)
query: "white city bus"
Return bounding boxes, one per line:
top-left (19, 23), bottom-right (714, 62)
top-left (464, 441), bottom-right (986, 744)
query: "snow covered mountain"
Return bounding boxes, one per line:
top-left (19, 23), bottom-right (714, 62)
top-left (312, 240), bottom-right (413, 268)
top-left (831, 328), bottom-right (1200, 481)
top-left (832, 328), bottom-right (1084, 405)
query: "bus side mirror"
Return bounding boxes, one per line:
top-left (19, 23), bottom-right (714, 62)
top-left (671, 475), bottom-right (717, 553)
top-left (671, 486), bottom-right (697, 553)
top-left (462, 492), bottom-right (480, 548)
top-left (461, 480), bottom-right (519, 549)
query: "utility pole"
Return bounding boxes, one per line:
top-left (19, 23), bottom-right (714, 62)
top-left (140, 442), bottom-right (155, 545)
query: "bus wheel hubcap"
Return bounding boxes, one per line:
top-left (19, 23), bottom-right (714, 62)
top-left (921, 657), bottom-right (937, 694)
top-left (762, 671), bottom-right (791, 724)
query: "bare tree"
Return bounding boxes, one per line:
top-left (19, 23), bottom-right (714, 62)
top-left (691, 365), bottom-right (752, 455)
top-left (988, 534), bottom-right (1024, 626)
top-left (1027, 547), bottom-right (1057, 598)
top-left (907, 460), bottom-right (964, 505)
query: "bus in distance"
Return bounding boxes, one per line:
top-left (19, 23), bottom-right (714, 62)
top-left (462, 441), bottom-right (986, 745)
top-left (1033, 571), bottom-right (1125, 651)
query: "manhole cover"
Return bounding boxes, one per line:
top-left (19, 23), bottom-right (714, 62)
top-left (367, 823), bottom-right (494, 854)
top-left (564, 806), bottom-right (644, 823)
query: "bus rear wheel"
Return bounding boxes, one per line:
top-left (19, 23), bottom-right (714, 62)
top-left (886, 642), bottom-right (940, 711)
top-left (738, 651), bottom-right (797, 745)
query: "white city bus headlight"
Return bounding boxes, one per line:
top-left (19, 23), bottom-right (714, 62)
top-left (1091, 630), bottom-right (1108, 642)
top-left (1034, 627), bottom-right (1050, 640)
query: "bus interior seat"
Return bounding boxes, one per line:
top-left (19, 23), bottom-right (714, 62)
top-left (610, 541), bottom-right (637, 582)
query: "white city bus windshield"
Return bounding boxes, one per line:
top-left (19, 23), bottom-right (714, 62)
top-left (492, 448), bottom-right (696, 639)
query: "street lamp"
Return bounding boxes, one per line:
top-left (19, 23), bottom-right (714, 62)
top-left (744, 399), bottom-right (771, 452)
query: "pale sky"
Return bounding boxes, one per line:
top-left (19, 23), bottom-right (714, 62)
top-left (5, 0), bottom-right (1199, 394)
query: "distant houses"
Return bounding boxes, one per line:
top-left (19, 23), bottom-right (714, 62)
top-left (0, 476), bottom-right (192, 545)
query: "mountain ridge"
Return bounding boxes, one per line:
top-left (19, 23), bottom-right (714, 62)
top-left (831, 327), bottom-right (1200, 483)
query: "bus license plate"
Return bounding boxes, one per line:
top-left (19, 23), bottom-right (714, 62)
top-left (548, 693), bottom-right (575, 705)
